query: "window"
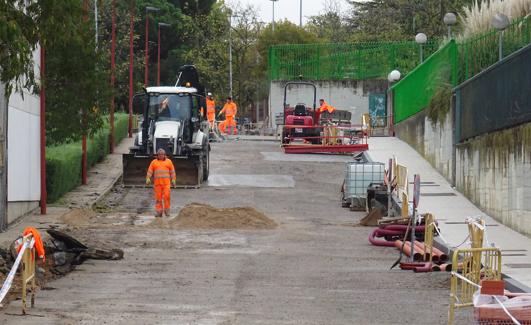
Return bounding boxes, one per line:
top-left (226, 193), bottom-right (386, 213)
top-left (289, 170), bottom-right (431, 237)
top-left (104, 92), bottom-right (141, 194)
top-left (149, 94), bottom-right (192, 121)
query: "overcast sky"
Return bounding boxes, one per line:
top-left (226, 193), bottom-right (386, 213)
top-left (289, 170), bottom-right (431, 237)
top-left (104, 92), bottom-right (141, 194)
top-left (228, 0), bottom-right (350, 26)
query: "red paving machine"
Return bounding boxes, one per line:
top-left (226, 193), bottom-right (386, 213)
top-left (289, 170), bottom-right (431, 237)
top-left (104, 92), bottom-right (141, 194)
top-left (280, 81), bottom-right (369, 154)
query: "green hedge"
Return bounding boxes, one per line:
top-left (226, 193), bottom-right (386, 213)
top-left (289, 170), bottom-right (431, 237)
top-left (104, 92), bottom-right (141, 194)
top-left (46, 113), bottom-right (129, 202)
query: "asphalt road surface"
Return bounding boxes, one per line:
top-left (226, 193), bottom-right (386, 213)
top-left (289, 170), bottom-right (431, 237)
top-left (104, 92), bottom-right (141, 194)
top-left (1, 140), bottom-right (471, 324)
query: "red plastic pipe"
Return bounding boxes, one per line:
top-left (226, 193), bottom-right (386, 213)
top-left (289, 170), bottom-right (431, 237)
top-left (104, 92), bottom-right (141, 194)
top-left (399, 262), bottom-right (428, 270)
top-left (413, 241), bottom-right (439, 263)
top-left (394, 240), bottom-right (422, 261)
top-left (369, 229), bottom-right (405, 247)
top-left (380, 225), bottom-right (426, 232)
top-left (413, 262), bottom-right (433, 273)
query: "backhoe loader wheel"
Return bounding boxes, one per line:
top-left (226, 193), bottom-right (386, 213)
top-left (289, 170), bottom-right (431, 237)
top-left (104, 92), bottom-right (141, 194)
top-left (202, 141), bottom-right (210, 182)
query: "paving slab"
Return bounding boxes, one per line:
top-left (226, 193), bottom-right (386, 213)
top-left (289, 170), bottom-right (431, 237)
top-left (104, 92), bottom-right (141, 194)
top-left (368, 136), bottom-right (531, 290)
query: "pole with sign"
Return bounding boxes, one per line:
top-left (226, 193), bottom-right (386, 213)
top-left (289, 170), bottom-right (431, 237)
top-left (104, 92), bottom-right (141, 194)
top-left (409, 174), bottom-right (421, 261)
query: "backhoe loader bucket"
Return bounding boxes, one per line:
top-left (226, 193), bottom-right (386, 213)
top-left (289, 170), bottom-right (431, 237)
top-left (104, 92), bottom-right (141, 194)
top-left (122, 154), bottom-right (202, 188)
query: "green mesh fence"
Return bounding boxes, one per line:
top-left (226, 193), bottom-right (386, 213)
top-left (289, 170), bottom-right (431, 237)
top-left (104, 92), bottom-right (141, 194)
top-left (458, 16), bottom-right (531, 83)
top-left (269, 41), bottom-right (438, 81)
top-left (392, 40), bottom-right (458, 123)
top-left (392, 16), bottom-right (530, 124)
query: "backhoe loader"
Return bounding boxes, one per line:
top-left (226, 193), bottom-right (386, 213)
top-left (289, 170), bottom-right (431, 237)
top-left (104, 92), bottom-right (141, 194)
top-left (123, 65), bottom-right (210, 187)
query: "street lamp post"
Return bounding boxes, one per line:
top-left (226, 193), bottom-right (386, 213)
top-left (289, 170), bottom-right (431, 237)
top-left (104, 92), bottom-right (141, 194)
top-left (492, 13), bottom-right (510, 61)
top-left (387, 70), bottom-right (401, 137)
top-left (443, 13), bottom-right (457, 39)
top-left (157, 22), bottom-right (171, 86)
top-left (300, 0), bottom-right (302, 27)
top-left (229, 16), bottom-right (233, 98)
top-left (145, 6), bottom-right (160, 87)
top-left (415, 33), bottom-right (427, 63)
top-left (270, 0), bottom-right (279, 32)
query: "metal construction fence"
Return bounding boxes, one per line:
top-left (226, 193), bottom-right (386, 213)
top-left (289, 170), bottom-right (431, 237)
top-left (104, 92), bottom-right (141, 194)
top-left (455, 43), bottom-right (531, 143)
top-left (391, 40), bottom-right (458, 123)
top-left (268, 40), bottom-right (439, 81)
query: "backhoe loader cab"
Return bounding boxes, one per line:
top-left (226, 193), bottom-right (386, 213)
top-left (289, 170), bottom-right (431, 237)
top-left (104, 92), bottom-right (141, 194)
top-left (123, 66), bottom-right (210, 187)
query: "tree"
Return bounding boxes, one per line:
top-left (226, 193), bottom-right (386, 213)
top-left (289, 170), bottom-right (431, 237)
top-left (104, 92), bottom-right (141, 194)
top-left (40, 0), bottom-right (110, 144)
top-left (0, 0), bottom-right (40, 230)
top-left (0, 0), bottom-right (39, 95)
top-left (306, 0), bottom-right (350, 43)
top-left (345, 0), bottom-right (475, 41)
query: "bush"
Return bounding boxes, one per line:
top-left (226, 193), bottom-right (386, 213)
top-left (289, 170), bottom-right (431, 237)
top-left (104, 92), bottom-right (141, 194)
top-left (46, 113), bottom-right (130, 203)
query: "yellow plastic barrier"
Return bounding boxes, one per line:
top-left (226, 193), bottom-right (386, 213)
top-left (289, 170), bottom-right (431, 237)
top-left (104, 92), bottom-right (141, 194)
top-left (396, 164), bottom-right (408, 198)
top-left (401, 193), bottom-right (409, 219)
top-left (423, 213), bottom-right (435, 263)
top-left (448, 247), bottom-right (502, 325)
top-left (21, 235), bottom-right (37, 315)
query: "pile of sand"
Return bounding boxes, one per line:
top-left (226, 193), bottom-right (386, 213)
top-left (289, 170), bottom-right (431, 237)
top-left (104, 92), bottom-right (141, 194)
top-left (61, 208), bottom-right (96, 226)
top-left (150, 203), bottom-right (277, 230)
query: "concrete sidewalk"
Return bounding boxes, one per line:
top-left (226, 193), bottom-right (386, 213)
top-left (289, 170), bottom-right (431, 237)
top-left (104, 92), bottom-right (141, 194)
top-left (0, 137), bottom-right (133, 245)
top-left (56, 137), bottom-right (132, 208)
top-left (368, 137), bottom-right (531, 290)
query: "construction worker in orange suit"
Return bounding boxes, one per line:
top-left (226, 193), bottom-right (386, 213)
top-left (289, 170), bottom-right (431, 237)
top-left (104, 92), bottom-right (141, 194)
top-left (318, 99), bottom-right (336, 114)
top-left (146, 148), bottom-right (176, 217)
top-left (218, 97), bottom-right (238, 135)
top-left (206, 93), bottom-right (216, 130)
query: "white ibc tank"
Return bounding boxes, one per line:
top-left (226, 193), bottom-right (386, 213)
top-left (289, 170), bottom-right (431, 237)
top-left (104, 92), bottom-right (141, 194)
top-left (344, 162), bottom-right (385, 198)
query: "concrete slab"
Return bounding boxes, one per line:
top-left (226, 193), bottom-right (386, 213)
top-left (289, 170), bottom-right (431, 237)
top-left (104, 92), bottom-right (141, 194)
top-left (368, 137), bottom-right (531, 290)
top-left (207, 174), bottom-right (295, 188)
top-left (261, 151), bottom-right (354, 163)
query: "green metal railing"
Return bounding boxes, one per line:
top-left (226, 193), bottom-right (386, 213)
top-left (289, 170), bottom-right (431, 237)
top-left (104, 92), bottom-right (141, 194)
top-left (269, 40), bottom-right (439, 81)
top-left (458, 16), bottom-right (530, 83)
top-left (392, 16), bottom-right (531, 124)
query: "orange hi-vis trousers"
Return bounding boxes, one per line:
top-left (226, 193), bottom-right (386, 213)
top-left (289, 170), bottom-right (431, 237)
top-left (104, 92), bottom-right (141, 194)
top-left (207, 113), bottom-right (216, 128)
top-left (219, 116), bottom-right (237, 134)
top-left (154, 185), bottom-right (171, 213)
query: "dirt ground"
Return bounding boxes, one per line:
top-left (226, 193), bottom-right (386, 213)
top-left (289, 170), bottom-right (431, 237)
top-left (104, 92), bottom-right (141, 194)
top-left (0, 140), bottom-right (472, 324)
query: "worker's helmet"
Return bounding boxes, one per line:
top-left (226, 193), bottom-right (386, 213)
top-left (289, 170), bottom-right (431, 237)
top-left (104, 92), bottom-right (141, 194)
top-left (207, 92), bottom-right (212, 96)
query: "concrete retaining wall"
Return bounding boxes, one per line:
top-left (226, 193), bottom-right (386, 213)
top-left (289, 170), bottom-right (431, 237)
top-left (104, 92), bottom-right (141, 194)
top-left (456, 123), bottom-right (531, 236)
top-left (394, 110), bottom-right (454, 182)
top-left (269, 80), bottom-right (387, 127)
top-left (395, 111), bottom-right (531, 237)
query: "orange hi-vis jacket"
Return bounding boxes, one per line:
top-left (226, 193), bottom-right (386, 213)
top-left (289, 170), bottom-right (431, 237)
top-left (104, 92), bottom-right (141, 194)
top-left (147, 158), bottom-right (176, 186)
top-left (206, 98), bottom-right (216, 120)
top-left (220, 102), bottom-right (237, 118)
top-left (319, 100), bottom-right (336, 114)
